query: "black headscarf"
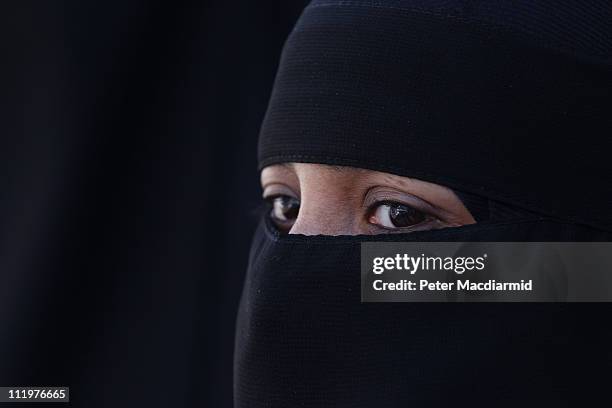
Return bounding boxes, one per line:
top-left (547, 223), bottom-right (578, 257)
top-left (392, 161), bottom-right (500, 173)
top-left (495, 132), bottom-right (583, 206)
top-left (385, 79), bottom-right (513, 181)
top-left (236, 1), bottom-right (612, 406)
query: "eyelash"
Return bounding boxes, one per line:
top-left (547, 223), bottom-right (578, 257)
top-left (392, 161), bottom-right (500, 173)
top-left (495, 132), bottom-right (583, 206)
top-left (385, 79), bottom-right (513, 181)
top-left (365, 200), bottom-right (433, 230)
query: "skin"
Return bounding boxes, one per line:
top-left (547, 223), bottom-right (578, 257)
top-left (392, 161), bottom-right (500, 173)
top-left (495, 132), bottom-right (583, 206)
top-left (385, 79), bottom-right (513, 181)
top-left (261, 163), bottom-right (475, 236)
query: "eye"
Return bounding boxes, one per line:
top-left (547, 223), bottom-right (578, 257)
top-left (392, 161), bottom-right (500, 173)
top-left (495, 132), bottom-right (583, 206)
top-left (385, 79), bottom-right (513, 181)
top-left (266, 195), bottom-right (300, 231)
top-left (368, 202), bottom-right (428, 229)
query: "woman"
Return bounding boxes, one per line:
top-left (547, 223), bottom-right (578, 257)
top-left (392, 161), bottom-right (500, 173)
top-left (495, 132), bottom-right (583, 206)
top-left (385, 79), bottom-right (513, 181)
top-left (235, 0), bottom-right (612, 406)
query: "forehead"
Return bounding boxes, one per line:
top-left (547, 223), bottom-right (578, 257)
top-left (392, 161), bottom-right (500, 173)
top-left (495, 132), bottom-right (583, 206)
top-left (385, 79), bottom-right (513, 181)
top-left (263, 163), bottom-right (366, 176)
top-left (260, 163), bottom-right (439, 199)
top-left (262, 163), bottom-right (410, 185)
top-left (260, 162), bottom-right (462, 210)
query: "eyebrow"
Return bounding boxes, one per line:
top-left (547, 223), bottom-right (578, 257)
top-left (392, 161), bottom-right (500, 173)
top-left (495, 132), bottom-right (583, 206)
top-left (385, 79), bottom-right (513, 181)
top-left (277, 162), bottom-right (369, 176)
top-left (329, 165), bottom-right (364, 173)
top-left (300, 163), bottom-right (367, 174)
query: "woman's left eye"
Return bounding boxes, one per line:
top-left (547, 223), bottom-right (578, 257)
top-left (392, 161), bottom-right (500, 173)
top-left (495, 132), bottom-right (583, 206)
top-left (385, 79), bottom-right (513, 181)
top-left (368, 202), bottom-right (428, 229)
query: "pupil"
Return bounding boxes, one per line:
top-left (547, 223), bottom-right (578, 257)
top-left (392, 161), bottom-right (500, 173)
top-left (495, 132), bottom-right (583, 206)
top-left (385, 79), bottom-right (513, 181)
top-left (389, 204), bottom-right (425, 227)
top-left (279, 196), bottom-right (299, 220)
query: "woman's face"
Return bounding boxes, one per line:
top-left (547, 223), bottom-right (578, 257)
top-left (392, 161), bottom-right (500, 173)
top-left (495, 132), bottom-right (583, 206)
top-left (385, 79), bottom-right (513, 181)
top-left (261, 163), bottom-right (475, 235)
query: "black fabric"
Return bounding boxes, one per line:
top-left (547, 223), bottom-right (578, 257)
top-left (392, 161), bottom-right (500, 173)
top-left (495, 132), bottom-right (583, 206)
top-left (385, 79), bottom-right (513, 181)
top-left (455, 191), bottom-right (538, 222)
top-left (235, 218), bottom-right (612, 407)
top-left (455, 191), bottom-right (492, 221)
top-left (258, 0), bottom-right (612, 231)
top-left (237, 1), bottom-right (612, 407)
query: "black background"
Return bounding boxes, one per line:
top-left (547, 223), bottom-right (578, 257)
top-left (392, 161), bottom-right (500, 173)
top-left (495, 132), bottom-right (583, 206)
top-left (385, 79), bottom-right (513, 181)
top-left (0, 1), bottom-right (308, 406)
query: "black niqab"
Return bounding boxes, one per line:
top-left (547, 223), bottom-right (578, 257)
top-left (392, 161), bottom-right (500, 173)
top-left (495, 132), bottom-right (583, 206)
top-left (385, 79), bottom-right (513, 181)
top-left (236, 1), bottom-right (612, 406)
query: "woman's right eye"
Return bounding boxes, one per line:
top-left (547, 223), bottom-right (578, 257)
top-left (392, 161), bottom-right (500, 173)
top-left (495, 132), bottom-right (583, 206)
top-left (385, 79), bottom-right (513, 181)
top-left (266, 195), bottom-right (300, 231)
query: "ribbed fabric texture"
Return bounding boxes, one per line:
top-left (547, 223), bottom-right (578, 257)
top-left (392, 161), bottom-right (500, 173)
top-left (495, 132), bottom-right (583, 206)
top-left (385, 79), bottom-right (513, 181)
top-left (308, 0), bottom-right (612, 61)
top-left (455, 191), bottom-right (538, 222)
top-left (240, 2), bottom-right (612, 406)
top-left (235, 218), bottom-right (612, 407)
top-left (258, 0), bottom-right (612, 230)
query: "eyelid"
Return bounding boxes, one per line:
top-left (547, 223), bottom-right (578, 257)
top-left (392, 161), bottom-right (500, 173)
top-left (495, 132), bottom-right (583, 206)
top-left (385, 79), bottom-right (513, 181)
top-left (362, 187), bottom-right (440, 217)
top-left (262, 183), bottom-right (299, 200)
